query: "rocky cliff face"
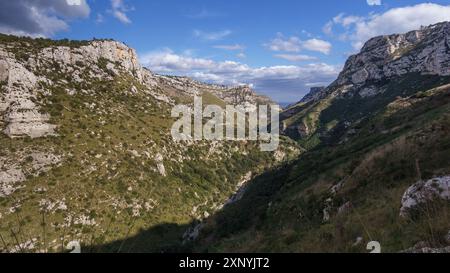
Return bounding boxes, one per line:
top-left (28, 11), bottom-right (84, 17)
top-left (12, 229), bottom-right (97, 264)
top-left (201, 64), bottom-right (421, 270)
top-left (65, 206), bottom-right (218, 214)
top-left (0, 37), bottom-right (269, 139)
top-left (154, 74), bottom-right (273, 106)
top-left (280, 22), bottom-right (450, 144)
top-left (0, 39), bottom-right (156, 138)
top-left (332, 22), bottom-right (450, 98)
top-left (299, 87), bottom-right (326, 104)
top-left (0, 34), bottom-right (296, 253)
top-left (0, 53), bottom-right (55, 138)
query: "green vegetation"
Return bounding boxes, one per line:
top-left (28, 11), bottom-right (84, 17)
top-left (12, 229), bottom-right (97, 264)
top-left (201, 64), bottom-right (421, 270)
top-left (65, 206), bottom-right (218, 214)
top-left (0, 40), bottom-right (298, 252)
top-left (0, 33), bottom-right (92, 48)
top-left (1, 32), bottom-right (449, 253)
top-left (193, 79), bottom-right (450, 253)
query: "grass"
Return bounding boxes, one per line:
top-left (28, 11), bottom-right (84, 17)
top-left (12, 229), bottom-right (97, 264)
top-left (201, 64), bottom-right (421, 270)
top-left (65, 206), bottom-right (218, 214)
top-left (192, 80), bottom-right (450, 253)
top-left (0, 43), bottom-right (299, 252)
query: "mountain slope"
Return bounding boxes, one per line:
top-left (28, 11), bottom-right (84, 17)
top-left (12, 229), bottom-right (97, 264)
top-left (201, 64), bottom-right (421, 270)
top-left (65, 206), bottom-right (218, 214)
top-left (193, 22), bottom-right (450, 253)
top-left (0, 34), bottom-right (297, 252)
top-left (281, 21), bottom-right (450, 148)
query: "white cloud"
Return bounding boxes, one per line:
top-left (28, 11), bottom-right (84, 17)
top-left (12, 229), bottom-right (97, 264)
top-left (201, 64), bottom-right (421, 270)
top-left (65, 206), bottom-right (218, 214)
top-left (194, 29), bottom-right (232, 41)
top-left (302, 39), bottom-right (332, 55)
top-left (333, 14), bottom-right (364, 27)
top-left (110, 0), bottom-right (132, 24)
top-left (367, 0), bottom-right (382, 6)
top-left (140, 49), bottom-right (341, 102)
top-left (213, 44), bottom-right (245, 51)
top-left (265, 34), bottom-right (332, 54)
top-left (140, 48), bottom-right (216, 72)
top-left (274, 54), bottom-right (317, 62)
top-left (0, 0), bottom-right (90, 37)
top-left (265, 35), bottom-right (302, 52)
top-left (325, 3), bottom-right (450, 50)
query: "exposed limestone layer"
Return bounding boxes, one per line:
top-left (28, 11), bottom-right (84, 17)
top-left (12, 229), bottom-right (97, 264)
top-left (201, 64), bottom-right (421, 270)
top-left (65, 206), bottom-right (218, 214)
top-left (335, 22), bottom-right (450, 97)
top-left (155, 74), bottom-right (274, 106)
top-left (281, 22), bottom-right (450, 139)
top-left (0, 39), bottom-right (273, 139)
top-left (0, 40), bottom-right (165, 139)
top-left (400, 176), bottom-right (450, 217)
top-left (0, 151), bottom-right (62, 197)
top-left (297, 22), bottom-right (450, 104)
top-left (0, 49), bottom-right (57, 138)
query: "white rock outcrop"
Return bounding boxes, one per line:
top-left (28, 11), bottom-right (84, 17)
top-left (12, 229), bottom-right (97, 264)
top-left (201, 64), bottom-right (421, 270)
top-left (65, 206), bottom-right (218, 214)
top-left (294, 22), bottom-right (450, 104)
top-left (400, 176), bottom-right (450, 217)
top-left (0, 151), bottom-right (61, 197)
top-left (336, 22), bottom-right (450, 91)
top-left (0, 51), bottom-right (57, 138)
top-left (0, 40), bottom-right (164, 139)
top-left (0, 168), bottom-right (26, 197)
top-left (38, 40), bottom-right (143, 80)
top-left (155, 153), bottom-right (166, 177)
top-left (0, 59), bottom-right (8, 82)
top-left (155, 74), bottom-right (273, 106)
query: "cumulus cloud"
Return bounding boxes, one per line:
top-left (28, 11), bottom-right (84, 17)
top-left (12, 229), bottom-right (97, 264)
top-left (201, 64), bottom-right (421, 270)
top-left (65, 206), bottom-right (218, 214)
top-left (194, 29), bottom-right (232, 41)
top-left (367, 0), bottom-right (382, 6)
top-left (0, 0), bottom-right (90, 37)
top-left (141, 48), bottom-right (216, 72)
top-left (141, 49), bottom-right (340, 102)
top-left (274, 54), bottom-right (317, 62)
top-left (265, 34), bottom-right (332, 54)
top-left (325, 3), bottom-right (450, 50)
top-left (266, 35), bottom-right (302, 52)
top-left (110, 0), bottom-right (132, 24)
top-left (302, 38), bottom-right (332, 55)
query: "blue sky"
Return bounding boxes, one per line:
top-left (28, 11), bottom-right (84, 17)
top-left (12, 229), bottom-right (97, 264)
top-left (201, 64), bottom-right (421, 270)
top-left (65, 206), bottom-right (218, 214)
top-left (1, 0), bottom-right (450, 102)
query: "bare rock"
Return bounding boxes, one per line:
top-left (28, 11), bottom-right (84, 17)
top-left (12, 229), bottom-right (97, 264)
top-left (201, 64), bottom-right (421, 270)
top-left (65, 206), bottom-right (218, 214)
top-left (337, 201), bottom-right (353, 216)
top-left (359, 86), bottom-right (380, 98)
top-left (0, 168), bottom-right (26, 197)
top-left (400, 176), bottom-right (450, 217)
top-left (330, 179), bottom-right (346, 195)
top-left (155, 153), bottom-right (166, 177)
top-left (273, 149), bottom-right (286, 162)
top-left (4, 103), bottom-right (57, 138)
top-left (335, 22), bottom-right (450, 90)
top-left (30, 152), bottom-right (62, 173)
top-left (0, 58), bottom-right (57, 138)
top-left (0, 151), bottom-right (61, 197)
top-left (351, 68), bottom-right (369, 84)
top-left (224, 172), bottom-right (253, 207)
top-left (0, 59), bottom-right (8, 83)
top-left (299, 87), bottom-right (326, 104)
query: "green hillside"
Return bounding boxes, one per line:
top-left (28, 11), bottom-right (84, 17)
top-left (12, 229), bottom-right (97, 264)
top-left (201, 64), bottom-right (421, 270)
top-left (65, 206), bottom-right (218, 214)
top-left (193, 81), bottom-right (450, 253)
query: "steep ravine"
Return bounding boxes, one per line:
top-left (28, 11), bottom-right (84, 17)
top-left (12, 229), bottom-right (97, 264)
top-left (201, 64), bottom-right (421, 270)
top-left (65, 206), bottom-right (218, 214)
top-left (190, 22), bottom-right (450, 253)
top-left (182, 172), bottom-right (254, 243)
